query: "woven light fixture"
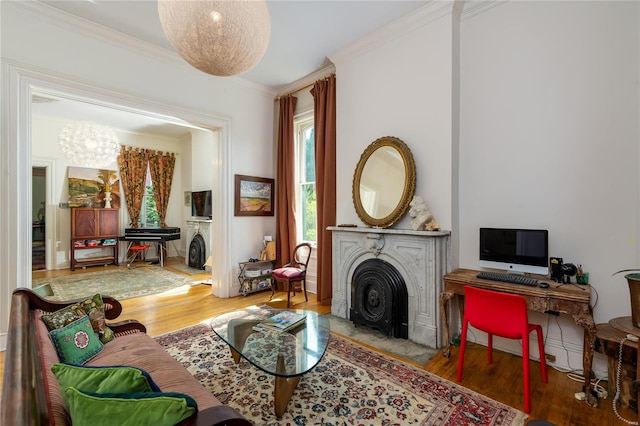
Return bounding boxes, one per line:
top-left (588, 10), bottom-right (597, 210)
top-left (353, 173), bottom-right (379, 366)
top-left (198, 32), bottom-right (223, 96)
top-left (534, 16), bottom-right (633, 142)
top-left (158, 0), bottom-right (270, 77)
top-left (57, 121), bottom-right (120, 168)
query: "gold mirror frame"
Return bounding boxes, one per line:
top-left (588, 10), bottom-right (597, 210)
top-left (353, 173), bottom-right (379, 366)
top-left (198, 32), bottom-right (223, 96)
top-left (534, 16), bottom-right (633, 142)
top-left (352, 136), bottom-right (416, 228)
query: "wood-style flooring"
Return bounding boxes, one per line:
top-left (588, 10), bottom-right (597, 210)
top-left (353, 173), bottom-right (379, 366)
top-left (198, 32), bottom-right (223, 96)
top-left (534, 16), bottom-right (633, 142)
top-left (1, 258), bottom-right (635, 425)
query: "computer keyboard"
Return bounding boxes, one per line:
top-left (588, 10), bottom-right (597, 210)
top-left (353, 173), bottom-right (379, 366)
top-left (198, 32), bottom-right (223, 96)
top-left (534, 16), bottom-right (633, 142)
top-left (476, 271), bottom-right (538, 286)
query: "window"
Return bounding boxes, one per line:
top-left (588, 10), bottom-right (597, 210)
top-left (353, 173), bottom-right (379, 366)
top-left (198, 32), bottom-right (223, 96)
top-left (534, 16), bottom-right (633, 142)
top-left (295, 114), bottom-right (316, 244)
top-left (139, 166), bottom-right (160, 227)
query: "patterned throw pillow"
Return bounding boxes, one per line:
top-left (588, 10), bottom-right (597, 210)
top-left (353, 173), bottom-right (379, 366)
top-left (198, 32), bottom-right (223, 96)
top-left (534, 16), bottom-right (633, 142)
top-left (72, 294), bottom-right (115, 344)
top-left (41, 294), bottom-right (114, 344)
top-left (41, 304), bottom-right (85, 331)
top-left (49, 315), bottom-right (104, 365)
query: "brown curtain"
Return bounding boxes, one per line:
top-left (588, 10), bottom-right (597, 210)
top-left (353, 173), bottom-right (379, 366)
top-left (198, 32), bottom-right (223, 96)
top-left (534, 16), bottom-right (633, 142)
top-left (311, 75), bottom-right (336, 306)
top-left (117, 146), bottom-right (148, 228)
top-left (148, 150), bottom-right (176, 227)
top-left (275, 95), bottom-right (298, 267)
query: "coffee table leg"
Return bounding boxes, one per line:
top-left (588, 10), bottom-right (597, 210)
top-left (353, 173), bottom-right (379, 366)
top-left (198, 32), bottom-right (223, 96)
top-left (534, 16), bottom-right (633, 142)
top-left (229, 347), bottom-right (241, 364)
top-left (274, 354), bottom-right (301, 418)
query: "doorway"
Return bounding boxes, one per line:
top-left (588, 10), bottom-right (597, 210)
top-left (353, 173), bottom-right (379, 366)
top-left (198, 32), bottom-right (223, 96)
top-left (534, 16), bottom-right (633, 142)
top-left (32, 166), bottom-right (46, 271)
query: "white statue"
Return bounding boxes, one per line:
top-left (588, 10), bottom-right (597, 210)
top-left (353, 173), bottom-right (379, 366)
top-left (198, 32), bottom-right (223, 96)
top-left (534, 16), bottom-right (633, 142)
top-left (409, 196), bottom-right (440, 231)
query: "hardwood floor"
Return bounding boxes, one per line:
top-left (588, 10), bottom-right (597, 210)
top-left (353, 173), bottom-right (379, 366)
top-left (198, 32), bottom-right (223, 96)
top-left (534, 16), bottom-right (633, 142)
top-left (1, 258), bottom-right (635, 425)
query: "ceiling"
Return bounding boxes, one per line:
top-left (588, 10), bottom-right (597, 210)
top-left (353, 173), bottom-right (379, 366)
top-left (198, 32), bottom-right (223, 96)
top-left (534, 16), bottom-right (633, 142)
top-left (30, 0), bottom-right (429, 136)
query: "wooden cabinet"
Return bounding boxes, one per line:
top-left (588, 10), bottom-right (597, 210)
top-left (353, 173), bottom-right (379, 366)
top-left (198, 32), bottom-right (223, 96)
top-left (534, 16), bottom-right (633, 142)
top-left (70, 208), bottom-right (119, 271)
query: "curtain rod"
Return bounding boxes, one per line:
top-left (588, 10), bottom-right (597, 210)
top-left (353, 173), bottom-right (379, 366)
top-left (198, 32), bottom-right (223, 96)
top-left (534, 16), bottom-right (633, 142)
top-left (120, 145), bottom-right (179, 156)
top-left (275, 73), bottom-right (336, 101)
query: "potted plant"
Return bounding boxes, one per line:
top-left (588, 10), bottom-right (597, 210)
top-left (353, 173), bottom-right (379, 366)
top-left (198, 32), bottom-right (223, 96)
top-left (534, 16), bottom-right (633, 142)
top-left (613, 269), bottom-right (640, 327)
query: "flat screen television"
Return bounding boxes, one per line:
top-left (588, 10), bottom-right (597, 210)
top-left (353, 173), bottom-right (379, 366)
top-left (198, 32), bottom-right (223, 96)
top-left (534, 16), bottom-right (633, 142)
top-left (191, 190), bottom-right (212, 218)
top-left (479, 227), bottom-right (549, 275)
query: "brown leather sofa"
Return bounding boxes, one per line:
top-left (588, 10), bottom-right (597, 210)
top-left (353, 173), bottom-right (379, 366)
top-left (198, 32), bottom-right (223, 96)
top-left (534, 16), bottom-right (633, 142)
top-left (1, 288), bottom-right (250, 425)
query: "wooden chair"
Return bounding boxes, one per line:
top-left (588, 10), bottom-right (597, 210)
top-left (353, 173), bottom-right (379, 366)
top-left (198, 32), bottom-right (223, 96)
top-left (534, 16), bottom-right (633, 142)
top-left (457, 285), bottom-right (548, 413)
top-left (270, 243), bottom-right (312, 308)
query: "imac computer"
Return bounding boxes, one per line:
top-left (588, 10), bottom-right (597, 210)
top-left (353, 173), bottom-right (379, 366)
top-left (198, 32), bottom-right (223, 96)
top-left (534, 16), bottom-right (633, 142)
top-left (479, 227), bottom-right (549, 276)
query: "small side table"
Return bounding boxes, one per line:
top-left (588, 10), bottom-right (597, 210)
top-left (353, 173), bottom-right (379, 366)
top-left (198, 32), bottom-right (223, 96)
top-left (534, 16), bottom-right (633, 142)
top-left (596, 321), bottom-right (638, 413)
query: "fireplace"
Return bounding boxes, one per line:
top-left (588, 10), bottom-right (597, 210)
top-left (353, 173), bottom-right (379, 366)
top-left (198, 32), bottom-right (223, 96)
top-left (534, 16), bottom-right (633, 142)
top-left (350, 258), bottom-right (408, 339)
top-left (186, 219), bottom-right (212, 269)
top-left (329, 226), bottom-right (450, 348)
top-left (188, 233), bottom-right (206, 270)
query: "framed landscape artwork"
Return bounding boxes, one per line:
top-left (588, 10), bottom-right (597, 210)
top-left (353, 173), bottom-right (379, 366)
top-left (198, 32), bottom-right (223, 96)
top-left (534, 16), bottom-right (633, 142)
top-left (67, 167), bottom-right (120, 208)
top-left (234, 174), bottom-right (274, 216)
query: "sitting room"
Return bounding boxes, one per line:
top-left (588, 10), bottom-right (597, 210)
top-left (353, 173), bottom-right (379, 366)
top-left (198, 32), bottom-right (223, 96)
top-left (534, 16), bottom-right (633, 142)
top-left (2, 1), bottom-right (639, 425)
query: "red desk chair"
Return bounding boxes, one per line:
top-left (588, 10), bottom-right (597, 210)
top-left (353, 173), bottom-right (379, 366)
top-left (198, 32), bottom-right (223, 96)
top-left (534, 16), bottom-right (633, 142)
top-left (270, 243), bottom-right (312, 308)
top-left (126, 244), bottom-right (150, 268)
top-left (457, 285), bottom-right (548, 413)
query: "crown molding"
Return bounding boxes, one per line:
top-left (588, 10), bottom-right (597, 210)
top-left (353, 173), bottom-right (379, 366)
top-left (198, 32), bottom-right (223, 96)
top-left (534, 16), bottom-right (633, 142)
top-left (329, 0), bottom-right (507, 66)
top-left (461, 1), bottom-right (507, 20)
top-left (329, 0), bottom-right (458, 66)
top-left (13, 1), bottom-right (178, 62)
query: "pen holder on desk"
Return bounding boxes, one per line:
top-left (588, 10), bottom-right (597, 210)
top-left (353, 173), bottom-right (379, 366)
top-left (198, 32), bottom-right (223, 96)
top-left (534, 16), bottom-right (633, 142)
top-left (576, 273), bottom-right (589, 285)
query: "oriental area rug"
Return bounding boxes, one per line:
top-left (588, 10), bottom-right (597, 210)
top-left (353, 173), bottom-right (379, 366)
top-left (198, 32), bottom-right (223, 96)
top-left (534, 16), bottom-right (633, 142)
top-left (33, 266), bottom-right (200, 301)
top-left (156, 323), bottom-right (527, 426)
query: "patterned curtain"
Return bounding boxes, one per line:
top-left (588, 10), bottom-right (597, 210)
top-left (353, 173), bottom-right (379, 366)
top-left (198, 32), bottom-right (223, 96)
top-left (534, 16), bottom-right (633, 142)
top-left (117, 146), bottom-right (148, 228)
top-left (148, 150), bottom-right (176, 228)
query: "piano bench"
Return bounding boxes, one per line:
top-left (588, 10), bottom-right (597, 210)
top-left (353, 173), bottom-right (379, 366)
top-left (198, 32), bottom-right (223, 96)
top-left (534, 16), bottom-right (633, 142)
top-left (126, 245), bottom-right (151, 268)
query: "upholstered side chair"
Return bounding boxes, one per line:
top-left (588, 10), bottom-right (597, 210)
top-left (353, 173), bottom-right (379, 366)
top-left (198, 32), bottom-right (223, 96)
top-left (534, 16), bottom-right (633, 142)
top-left (270, 243), bottom-right (312, 308)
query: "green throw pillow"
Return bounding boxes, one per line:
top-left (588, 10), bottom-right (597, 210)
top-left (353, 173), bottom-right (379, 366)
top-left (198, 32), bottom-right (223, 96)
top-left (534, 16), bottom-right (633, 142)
top-left (49, 315), bottom-right (104, 365)
top-left (64, 387), bottom-right (197, 426)
top-left (52, 363), bottom-right (161, 396)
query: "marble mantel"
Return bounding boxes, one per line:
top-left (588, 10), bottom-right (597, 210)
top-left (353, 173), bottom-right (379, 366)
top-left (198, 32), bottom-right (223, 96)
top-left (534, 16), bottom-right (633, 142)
top-left (328, 226), bottom-right (450, 348)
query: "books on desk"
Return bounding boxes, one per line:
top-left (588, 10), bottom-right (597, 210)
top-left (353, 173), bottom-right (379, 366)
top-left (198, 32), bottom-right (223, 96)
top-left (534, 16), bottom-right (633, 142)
top-left (253, 311), bottom-right (306, 333)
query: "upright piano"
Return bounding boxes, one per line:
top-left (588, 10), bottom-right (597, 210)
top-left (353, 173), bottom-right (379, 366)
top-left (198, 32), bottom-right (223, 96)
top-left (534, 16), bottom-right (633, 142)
top-left (121, 227), bottom-right (181, 267)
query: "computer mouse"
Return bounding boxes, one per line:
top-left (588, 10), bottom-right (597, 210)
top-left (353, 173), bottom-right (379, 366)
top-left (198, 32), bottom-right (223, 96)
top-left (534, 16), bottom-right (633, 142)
top-left (539, 282), bottom-right (550, 288)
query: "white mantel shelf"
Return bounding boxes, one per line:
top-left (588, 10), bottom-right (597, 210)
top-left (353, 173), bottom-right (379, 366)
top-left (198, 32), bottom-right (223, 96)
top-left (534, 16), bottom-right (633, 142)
top-left (327, 226), bottom-right (450, 237)
top-left (328, 226), bottom-right (451, 348)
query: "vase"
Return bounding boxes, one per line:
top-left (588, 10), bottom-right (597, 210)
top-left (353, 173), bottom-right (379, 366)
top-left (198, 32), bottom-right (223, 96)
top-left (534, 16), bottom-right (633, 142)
top-left (626, 273), bottom-right (640, 327)
top-left (104, 192), bottom-right (112, 209)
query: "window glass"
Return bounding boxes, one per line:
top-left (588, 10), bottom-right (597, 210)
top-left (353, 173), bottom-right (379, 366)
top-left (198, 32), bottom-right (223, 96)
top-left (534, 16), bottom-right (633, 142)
top-left (139, 166), bottom-right (159, 227)
top-left (296, 115), bottom-right (316, 244)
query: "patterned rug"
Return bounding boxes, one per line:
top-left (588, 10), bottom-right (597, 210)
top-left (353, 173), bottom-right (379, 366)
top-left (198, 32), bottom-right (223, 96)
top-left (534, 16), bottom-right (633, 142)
top-left (34, 266), bottom-right (200, 301)
top-left (155, 323), bottom-right (527, 426)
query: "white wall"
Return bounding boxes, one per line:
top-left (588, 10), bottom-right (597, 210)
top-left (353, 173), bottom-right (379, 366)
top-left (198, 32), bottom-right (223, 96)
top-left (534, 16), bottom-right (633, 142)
top-left (331, 3), bottom-right (454, 232)
top-left (459, 0), bottom-right (639, 377)
top-left (0, 2), bottom-right (277, 348)
top-left (331, 1), bottom-right (639, 377)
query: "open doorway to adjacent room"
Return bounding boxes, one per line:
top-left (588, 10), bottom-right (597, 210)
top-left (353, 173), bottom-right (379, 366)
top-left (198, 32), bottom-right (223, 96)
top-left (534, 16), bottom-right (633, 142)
top-left (32, 166), bottom-right (47, 271)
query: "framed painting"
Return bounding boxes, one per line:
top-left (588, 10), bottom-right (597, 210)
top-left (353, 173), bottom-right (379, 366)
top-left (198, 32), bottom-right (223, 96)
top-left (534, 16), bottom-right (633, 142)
top-left (234, 174), bottom-right (274, 216)
top-left (67, 167), bottom-right (120, 209)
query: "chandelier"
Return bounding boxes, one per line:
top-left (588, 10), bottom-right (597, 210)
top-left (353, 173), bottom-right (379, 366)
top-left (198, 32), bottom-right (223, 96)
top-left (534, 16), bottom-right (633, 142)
top-left (158, 0), bottom-right (271, 77)
top-left (57, 121), bottom-right (120, 169)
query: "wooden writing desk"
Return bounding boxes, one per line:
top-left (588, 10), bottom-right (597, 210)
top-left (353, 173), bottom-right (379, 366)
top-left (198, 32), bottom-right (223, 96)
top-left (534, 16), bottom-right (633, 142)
top-left (440, 268), bottom-right (597, 407)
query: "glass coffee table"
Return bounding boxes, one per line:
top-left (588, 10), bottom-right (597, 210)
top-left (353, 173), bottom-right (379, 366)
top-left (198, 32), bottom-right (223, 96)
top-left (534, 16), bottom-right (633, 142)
top-left (210, 308), bottom-right (330, 418)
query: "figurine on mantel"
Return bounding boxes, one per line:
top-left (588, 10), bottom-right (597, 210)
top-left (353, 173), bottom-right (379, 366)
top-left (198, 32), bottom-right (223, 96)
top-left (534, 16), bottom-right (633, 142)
top-left (409, 196), bottom-right (440, 231)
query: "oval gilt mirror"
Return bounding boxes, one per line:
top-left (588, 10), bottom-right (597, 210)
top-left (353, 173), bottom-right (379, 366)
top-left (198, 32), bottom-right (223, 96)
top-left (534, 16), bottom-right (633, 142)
top-left (352, 136), bottom-right (416, 228)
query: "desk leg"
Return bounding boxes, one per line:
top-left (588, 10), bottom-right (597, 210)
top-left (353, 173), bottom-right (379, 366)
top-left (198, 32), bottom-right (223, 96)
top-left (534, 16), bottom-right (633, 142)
top-left (573, 312), bottom-right (598, 407)
top-left (440, 291), bottom-right (454, 358)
